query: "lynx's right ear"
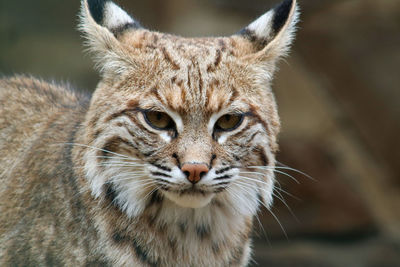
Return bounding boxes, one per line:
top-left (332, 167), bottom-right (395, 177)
top-left (79, 0), bottom-right (143, 76)
top-left (238, 0), bottom-right (299, 66)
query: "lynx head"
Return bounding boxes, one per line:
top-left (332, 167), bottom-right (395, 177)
top-left (79, 0), bottom-right (298, 217)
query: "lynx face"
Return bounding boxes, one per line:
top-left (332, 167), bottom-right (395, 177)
top-left (80, 0), bottom-right (298, 216)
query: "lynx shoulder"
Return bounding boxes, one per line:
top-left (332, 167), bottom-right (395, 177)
top-left (0, 0), bottom-right (299, 266)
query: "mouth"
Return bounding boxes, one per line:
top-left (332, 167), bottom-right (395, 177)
top-left (178, 185), bottom-right (208, 196)
top-left (161, 185), bottom-right (216, 208)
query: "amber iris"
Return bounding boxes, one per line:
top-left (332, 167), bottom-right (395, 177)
top-left (143, 111), bottom-right (173, 130)
top-left (215, 114), bottom-right (243, 131)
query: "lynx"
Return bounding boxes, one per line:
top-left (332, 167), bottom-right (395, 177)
top-left (0, 0), bottom-right (299, 266)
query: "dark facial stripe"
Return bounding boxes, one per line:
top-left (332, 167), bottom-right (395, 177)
top-left (150, 162), bottom-right (171, 172)
top-left (161, 47), bottom-right (180, 70)
top-left (101, 136), bottom-right (138, 157)
top-left (172, 153), bottom-right (181, 168)
top-left (228, 120), bottom-right (254, 140)
top-left (214, 174), bottom-right (231, 180)
top-left (150, 171), bottom-right (171, 178)
top-left (104, 108), bottom-right (138, 123)
top-left (148, 87), bottom-right (168, 107)
top-left (187, 65), bottom-right (192, 88)
top-left (227, 86), bottom-right (240, 105)
top-left (215, 166), bottom-right (232, 175)
top-left (215, 181), bottom-right (229, 187)
top-left (253, 146), bottom-right (269, 166)
top-left (246, 131), bottom-right (262, 144)
top-left (248, 104), bottom-right (271, 134)
top-left (197, 63), bottom-right (204, 96)
top-left (207, 49), bottom-right (222, 73)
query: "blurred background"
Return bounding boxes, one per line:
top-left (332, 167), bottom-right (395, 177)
top-left (1, 0), bottom-right (399, 266)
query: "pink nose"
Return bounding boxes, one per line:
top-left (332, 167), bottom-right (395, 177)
top-left (181, 163), bottom-right (209, 184)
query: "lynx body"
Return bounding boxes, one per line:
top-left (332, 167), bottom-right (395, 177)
top-left (0, 0), bottom-right (298, 266)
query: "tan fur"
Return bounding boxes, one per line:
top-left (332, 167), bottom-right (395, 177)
top-left (0, 0), bottom-right (299, 266)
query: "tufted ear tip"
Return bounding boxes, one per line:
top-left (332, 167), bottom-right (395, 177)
top-left (237, 0), bottom-right (299, 58)
top-left (82, 0), bottom-right (142, 36)
top-left (271, 0), bottom-right (296, 35)
top-left (79, 0), bottom-right (142, 77)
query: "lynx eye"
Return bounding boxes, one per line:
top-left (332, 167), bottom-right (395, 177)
top-left (215, 114), bottom-right (244, 132)
top-left (143, 111), bottom-right (174, 130)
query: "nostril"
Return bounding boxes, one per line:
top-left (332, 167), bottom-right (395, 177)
top-left (183, 171), bottom-right (190, 178)
top-left (181, 163), bottom-right (209, 184)
top-left (199, 171), bottom-right (207, 178)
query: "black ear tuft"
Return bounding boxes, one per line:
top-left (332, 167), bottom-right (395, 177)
top-left (88, 0), bottom-right (108, 25)
top-left (272, 0), bottom-right (293, 34)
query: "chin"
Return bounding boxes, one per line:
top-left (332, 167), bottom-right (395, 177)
top-left (162, 191), bottom-right (215, 208)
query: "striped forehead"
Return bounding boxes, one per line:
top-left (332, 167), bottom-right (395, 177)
top-left (120, 32), bottom-right (250, 113)
top-left (150, 59), bottom-right (241, 115)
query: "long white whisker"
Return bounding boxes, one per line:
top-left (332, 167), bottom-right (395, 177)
top-left (275, 161), bottom-right (316, 181)
top-left (231, 181), bottom-right (288, 239)
top-left (274, 186), bottom-right (301, 201)
top-left (272, 190), bottom-right (299, 222)
top-left (60, 142), bottom-right (130, 159)
top-left (91, 155), bottom-right (139, 161)
top-left (236, 175), bottom-right (271, 187)
top-left (268, 207), bottom-right (288, 240)
top-left (244, 168), bottom-right (299, 184)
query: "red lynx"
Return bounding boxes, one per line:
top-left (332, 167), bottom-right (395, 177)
top-left (0, 0), bottom-right (298, 266)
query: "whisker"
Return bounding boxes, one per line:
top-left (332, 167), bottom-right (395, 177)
top-left (275, 161), bottom-right (316, 181)
top-left (100, 163), bottom-right (147, 168)
top-left (274, 185), bottom-right (301, 201)
top-left (230, 181), bottom-right (288, 239)
top-left (267, 207), bottom-right (288, 240)
top-left (272, 190), bottom-right (299, 222)
top-left (244, 168), bottom-right (299, 184)
top-left (60, 142), bottom-right (130, 159)
top-left (273, 170), bottom-right (300, 184)
top-left (236, 175), bottom-right (271, 187)
top-left (91, 155), bottom-right (138, 161)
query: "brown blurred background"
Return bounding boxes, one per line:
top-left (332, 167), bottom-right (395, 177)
top-left (1, 0), bottom-right (399, 266)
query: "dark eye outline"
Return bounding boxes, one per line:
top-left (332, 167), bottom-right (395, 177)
top-left (141, 109), bottom-right (176, 131)
top-left (214, 113), bottom-right (245, 132)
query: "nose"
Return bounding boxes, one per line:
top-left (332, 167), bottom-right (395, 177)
top-left (181, 163), bottom-right (209, 184)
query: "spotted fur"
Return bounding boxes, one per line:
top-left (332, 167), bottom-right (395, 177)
top-left (0, 0), bottom-right (299, 266)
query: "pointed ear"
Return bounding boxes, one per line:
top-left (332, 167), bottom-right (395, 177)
top-left (238, 0), bottom-right (299, 62)
top-left (79, 0), bottom-right (142, 76)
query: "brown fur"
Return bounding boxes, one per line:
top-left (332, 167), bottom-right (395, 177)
top-left (0, 0), bottom-right (299, 266)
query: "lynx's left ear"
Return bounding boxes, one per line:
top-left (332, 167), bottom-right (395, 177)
top-left (79, 0), bottom-right (143, 76)
top-left (238, 0), bottom-right (299, 63)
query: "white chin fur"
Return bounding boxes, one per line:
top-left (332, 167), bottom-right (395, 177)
top-left (163, 191), bottom-right (215, 208)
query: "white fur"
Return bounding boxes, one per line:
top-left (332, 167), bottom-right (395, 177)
top-left (103, 1), bottom-right (134, 30)
top-left (159, 132), bottom-right (171, 143)
top-left (163, 191), bottom-right (215, 208)
top-left (247, 11), bottom-right (274, 40)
